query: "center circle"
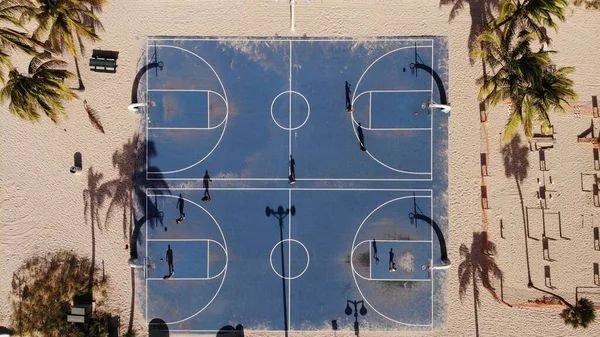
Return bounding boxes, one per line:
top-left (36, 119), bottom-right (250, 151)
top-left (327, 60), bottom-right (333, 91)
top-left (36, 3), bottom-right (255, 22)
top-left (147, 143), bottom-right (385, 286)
top-left (270, 90), bottom-right (311, 131)
top-left (269, 239), bottom-right (310, 280)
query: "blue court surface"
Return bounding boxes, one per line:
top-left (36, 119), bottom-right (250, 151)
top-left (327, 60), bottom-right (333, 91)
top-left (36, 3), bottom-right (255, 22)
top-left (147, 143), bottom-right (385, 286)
top-left (137, 37), bottom-right (449, 334)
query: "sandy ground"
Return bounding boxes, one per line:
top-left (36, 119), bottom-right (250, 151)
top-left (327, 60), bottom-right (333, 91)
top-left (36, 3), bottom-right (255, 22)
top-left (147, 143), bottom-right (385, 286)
top-left (2, 0), bottom-right (600, 336)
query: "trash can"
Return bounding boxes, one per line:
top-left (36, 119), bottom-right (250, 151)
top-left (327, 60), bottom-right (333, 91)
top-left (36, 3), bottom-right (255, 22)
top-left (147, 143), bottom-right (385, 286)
top-left (70, 166), bottom-right (82, 175)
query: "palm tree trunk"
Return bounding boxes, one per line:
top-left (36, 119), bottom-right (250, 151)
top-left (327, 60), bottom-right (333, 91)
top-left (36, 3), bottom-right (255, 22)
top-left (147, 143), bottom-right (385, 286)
top-left (473, 266), bottom-right (480, 336)
top-left (516, 177), bottom-right (533, 286)
top-left (73, 56), bottom-right (85, 91)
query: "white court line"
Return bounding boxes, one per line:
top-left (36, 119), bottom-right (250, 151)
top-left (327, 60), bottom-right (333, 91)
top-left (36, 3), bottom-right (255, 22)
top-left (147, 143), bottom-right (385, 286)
top-left (150, 177), bottom-right (432, 182)
top-left (288, 188), bottom-right (292, 329)
top-left (367, 278), bottom-right (431, 282)
top-left (207, 241), bottom-right (210, 279)
top-left (369, 242), bottom-right (372, 280)
top-left (430, 44), bottom-right (434, 183)
top-left (368, 91), bottom-right (372, 129)
top-left (363, 127), bottom-right (432, 131)
top-left (148, 187), bottom-right (434, 192)
top-left (145, 39), bottom-right (149, 325)
top-left (354, 89), bottom-right (433, 102)
top-left (430, 44), bottom-right (435, 327)
top-left (147, 89), bottom-right (226, 103)
top-left (288, 40), bottom-right (292, 158)
top-left (356, 239), bottom-right (433, 245)
top-left (149, 127), bottom-right (216, 130)
top-left (147, 277), bottom-right (210, 281)
top-left (207, 91), bottom-right (210, 128)
top-left (148, 38), bottom-right (435, 43)
top-left (430, 183), bottom-right (434, 325)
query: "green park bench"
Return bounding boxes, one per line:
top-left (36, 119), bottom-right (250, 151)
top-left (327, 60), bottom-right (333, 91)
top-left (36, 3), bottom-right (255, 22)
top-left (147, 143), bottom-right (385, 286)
top-left (90, 49), bottom-right (119, 73)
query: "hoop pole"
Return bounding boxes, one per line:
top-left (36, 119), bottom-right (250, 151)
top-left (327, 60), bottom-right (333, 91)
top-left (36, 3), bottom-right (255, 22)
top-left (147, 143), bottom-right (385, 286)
top-left (290, 0), bottom-right (296, 31)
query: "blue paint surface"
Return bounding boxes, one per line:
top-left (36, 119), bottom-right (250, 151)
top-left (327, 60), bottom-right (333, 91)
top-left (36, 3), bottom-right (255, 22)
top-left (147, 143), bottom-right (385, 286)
top-left (138, 37), bottom-right (449, 333)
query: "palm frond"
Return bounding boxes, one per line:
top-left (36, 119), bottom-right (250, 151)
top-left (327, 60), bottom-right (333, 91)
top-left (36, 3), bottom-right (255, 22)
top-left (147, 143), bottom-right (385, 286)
top-left (83, 100), bottom-right (105, 133)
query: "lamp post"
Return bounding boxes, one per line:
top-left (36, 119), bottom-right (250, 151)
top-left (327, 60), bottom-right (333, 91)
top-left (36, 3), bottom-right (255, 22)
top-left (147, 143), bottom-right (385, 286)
top-left (345, 299), bottom-right (367, 336)
top-left (266, 205), bottom-right (296, 336)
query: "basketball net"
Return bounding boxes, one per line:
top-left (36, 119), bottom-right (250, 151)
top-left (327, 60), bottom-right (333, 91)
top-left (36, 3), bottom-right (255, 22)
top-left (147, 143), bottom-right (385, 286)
top-left (422, 258), bottom-right (432, 271)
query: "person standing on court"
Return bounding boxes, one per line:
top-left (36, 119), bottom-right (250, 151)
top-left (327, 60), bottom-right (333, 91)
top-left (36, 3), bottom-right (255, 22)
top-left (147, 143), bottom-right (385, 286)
top-left (372, 239), bottom-right (379, 264)
top-left (289, 155), bottom-right (296, 184)
top-left (166, 245), bottom-right (174, 276)
top-left (176, 194), bottom-right (185, 223)
top-left (203, 170), bottom-right (212, 201)
top-left (345, 81), bottom-right (353, 112)
top-left (357, 123), bottom-right (366, 151)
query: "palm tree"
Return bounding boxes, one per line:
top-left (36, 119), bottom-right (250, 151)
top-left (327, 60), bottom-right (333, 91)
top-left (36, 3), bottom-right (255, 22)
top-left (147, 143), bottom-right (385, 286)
top-left (0, 0), bottom-right (37, 82)
top-left (26, 0), bottom-right (104, 57)
top-left (530, 284), bottom-right (596, 328)
top-left (561, 298), bottom-right (596, 328)
top-left (492, 0), bottom-right (569, 45)
top-left (0, 51), bottom-right (76, 122)
top-left (24, 0), bottom-right (106, 89)
top-left (474, 27), bottom-right (575, 143)
top-left (458, 232), bottom-right (503, 336)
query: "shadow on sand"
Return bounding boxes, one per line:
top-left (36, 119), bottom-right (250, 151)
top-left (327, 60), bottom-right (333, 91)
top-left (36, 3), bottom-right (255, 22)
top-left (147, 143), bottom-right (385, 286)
top-left (458, 231), bottom-right (503, 337)
top-left (439, 0), bottom-right (499, 64)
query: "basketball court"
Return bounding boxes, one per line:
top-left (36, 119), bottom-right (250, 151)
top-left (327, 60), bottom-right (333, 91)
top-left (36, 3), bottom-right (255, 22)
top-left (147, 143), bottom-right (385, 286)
top-left (136, 37), bottom-right (449, 334)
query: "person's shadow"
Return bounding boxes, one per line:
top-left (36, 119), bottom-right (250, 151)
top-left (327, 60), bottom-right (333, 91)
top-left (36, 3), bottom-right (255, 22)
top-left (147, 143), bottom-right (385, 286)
top-left (345, 81), bottom-right (352, 110)
top-left (176, 194), bottom-right (185, 218)
top-left (216, 324), bottom-right (244, 337)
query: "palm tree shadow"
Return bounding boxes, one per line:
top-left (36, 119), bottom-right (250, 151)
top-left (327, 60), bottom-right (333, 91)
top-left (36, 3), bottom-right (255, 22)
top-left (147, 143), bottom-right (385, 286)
top-left (458, 231), bottom-right (503, 336)
top-left (439, 0), bottom-right (499, 64)
top-left (83, 167), bottom-right (112, 292)
top-left (101, 135), bottom-right (169, 337)
top-left (100, 135), bottom-right (170, 260)
top-left (502, 134), bottom-right (532, 285)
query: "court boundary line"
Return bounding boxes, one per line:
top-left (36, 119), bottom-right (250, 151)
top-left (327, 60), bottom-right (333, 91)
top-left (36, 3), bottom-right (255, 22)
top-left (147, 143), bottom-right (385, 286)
top-left (147, 187), bottom-right (434, 192)
top-left (148, 37), bottom-right (435, 43)
top-left (429, 43), bottom-right (435, 326)
top-left (148, 177), bottom-right (432, 182)
top-left (142, 37), bottom-right (446, 332)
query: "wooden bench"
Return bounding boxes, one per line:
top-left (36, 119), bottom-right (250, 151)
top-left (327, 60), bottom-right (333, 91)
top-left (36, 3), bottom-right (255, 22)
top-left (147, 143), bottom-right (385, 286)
top-left (67, 314), bottom-right (86, 323)
top-left (90, 49), bottom-right (119, 73)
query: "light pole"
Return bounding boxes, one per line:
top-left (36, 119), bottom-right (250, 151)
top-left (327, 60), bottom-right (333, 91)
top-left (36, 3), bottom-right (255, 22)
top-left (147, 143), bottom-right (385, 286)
top-left (345, 299), bottom-right (367, 336)
top-left (266, 205), bottom-right (296, 336)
